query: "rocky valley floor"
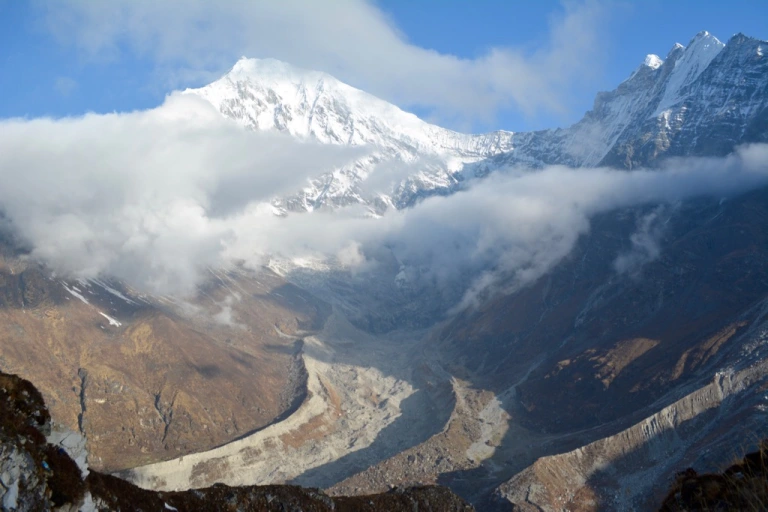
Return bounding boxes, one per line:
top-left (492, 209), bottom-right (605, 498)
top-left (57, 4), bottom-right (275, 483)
top-left (112, 291), bottom-right (768, 511)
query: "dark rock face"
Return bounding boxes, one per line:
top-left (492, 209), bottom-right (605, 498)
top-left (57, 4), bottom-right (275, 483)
top-left (658, 441), bottom-right (768, 511)
top-left (437, 188), bottom-right (768, 508)
top-left (430, 31), bottom-right (768, 511)
top-left (0, 369), bottom-right (473, 511)
top-left (440, 189), bottom-right (768, 433)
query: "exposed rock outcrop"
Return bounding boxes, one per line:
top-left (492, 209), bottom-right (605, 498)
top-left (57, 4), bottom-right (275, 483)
top-left (498, 361), bottom-right (768, 510)
top-left (658, 441), bottom-right (768, 511)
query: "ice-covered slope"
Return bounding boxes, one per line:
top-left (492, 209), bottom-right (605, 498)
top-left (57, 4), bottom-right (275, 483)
top-left (652, 31), bottom-right (724, 115)
top-left (184, 58), bottom-right (515, 212)
top-left (499, 31), bottom-right (767, 170)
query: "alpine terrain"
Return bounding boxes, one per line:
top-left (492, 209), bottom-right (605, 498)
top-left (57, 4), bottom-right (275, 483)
top-left (1, 29), bottom-right (768, 512)
top-left (184, 57), bottom-right (516, 212)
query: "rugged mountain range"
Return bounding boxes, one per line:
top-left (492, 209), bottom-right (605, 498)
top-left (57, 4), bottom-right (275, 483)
top-left (1, 29), bottom-right (767, 512)
top-left (182, 30), bottom-right (768, 509)
top-left (495, 31), bottom-right (768, 170)
top-left (186, 31), bottom-right (768, 212)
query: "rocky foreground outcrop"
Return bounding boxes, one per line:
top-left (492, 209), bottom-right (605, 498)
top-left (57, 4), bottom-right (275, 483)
top-left (659, 441), bottom-right (768, 511)
top-left (0, 370), bottom-right (473, 511)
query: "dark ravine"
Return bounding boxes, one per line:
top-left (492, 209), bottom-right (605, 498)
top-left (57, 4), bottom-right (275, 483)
top-left (0, 369), bottom-right (473, 511)
top-left (76, 368), bottom-right (87, 437)
top-left (197, 338), bottom-right (310, 451)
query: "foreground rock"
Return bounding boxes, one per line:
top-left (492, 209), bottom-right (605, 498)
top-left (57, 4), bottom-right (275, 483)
top-left (659, 441), bottom-right (768, 511)
top-left (0, 370), bottom-right (473, 511)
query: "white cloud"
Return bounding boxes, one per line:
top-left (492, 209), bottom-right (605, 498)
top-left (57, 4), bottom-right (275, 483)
top-left (37, 0), bottom-right (609, 126)
top-left (613, 205), bottom-right (671, 276)
top-left (2, 94), bottom-right (768, 311)
top-left (226, 145), bottom-right (768, 310)
top-left (0, 94), bottom-right (363, 294)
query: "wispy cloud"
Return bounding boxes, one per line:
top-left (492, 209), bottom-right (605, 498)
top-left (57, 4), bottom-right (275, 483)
top-left (613, 205), bottom-right (672, 277)
top-left (54, 76), bottom-right (78, 97)
top-left (37, 0), bottom-right (609, 127)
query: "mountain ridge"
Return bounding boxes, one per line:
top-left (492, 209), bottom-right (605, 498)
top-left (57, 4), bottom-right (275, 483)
top-left (503, 31), bottom-right (766, 171)
top-left (183, 31), bottom-right (767, 214)
top-left (183, 57), bottom-right (516, 212)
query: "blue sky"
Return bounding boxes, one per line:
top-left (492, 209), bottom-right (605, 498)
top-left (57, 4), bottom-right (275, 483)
top-left (0, 0), bottom-right (766, 132)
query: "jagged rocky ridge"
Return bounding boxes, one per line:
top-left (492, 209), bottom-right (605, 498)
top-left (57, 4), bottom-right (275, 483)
top-left (0, 370), bottom-right (473, 511)
top-left (498, 360), bottom-right (768, 510)
top-left (495, 31), bottom-right (768, 170)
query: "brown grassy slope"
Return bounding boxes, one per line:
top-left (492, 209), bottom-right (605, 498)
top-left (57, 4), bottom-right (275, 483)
top-left (0, 246), bottom-right (328, 471)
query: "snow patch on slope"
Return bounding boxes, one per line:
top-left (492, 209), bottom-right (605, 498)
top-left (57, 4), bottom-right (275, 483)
top-left (644, 54), bottom-right (664, 69)
top-left (61, 282), bottom-right (89, 304)
top-left (99, 312), bottom-right (122, 327)
top-left (654, 31), bottom-right (725, 115)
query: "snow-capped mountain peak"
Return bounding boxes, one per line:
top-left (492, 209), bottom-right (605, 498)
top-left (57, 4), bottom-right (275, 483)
top-left (485, 30), bottom-right (766, 170)
top-left (184, 57), bottom-right (516, 212)
top-left (185, 57), bottom-right (513, 157)
top-left (668, 42), bottom-right (686, 54)
top-left (654, 30), bottom-right (724, 114)
top-left (181, 30), bottom-right (766, 212)
top-left (644, 54), bottom-right (664, 70)
top-left (228, 56), bottom-right (329, 83)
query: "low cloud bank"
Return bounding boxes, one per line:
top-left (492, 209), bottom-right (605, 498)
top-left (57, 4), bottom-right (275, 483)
top-left (0, 94), bottom-right (364, 293)
top-left (1, 99), bottom-right (767, 309)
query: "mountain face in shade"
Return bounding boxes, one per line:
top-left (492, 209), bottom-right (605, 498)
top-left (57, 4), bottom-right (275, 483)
top-left (495, 31), bottom-right (768, 170)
